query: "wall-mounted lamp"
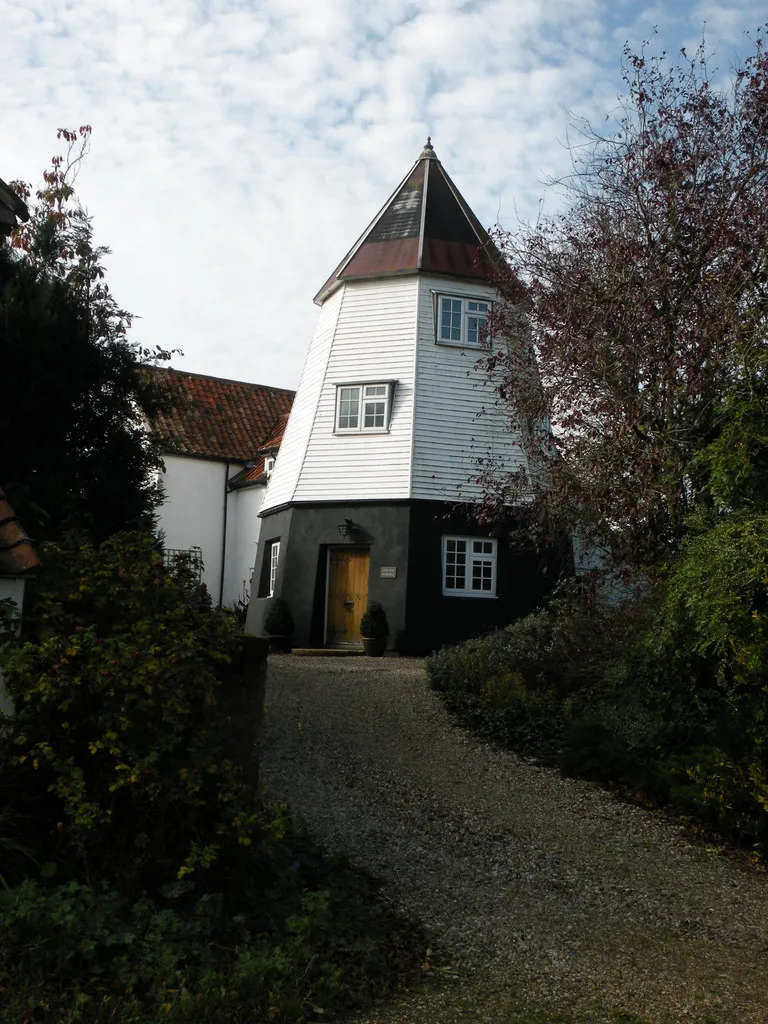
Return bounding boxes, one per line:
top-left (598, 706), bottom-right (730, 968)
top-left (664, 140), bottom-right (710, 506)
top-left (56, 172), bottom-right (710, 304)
top-left (337, 518), bottom-right (358, 538)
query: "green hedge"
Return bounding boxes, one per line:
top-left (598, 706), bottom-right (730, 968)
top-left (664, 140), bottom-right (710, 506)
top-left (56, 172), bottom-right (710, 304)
top-left (427, 526), bottom-right (768, 855)
top-left (0, 533), bottom-right (422, 1023)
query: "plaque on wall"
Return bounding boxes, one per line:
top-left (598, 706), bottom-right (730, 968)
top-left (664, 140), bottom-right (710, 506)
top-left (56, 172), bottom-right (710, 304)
top-left (379, 566), bottom-right (397, 579)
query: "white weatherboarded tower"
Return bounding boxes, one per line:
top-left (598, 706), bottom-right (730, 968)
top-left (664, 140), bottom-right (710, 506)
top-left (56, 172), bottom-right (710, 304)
top-left (246, 142), bottom-right (557, 653)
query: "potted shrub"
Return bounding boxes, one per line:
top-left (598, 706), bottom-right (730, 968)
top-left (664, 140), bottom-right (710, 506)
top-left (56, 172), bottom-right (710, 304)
top-left (264, 597), bottom-right (294, 653)
top-left (360, 601), bottom-right (388, 657)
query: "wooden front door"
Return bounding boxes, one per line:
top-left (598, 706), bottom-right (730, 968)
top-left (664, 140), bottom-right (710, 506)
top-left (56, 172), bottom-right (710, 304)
top-left (326, 547), bottom-right (369, 645)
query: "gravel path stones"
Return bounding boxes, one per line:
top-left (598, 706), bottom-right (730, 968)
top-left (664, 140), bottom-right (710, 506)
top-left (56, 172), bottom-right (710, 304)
top-left (260, 655), bottom-right (768, 1023)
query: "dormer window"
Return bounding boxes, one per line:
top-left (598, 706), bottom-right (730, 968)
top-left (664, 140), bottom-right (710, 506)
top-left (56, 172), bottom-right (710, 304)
top-left (264, 456), bottom-right (275, 476)
top-left (335, 382), bottom-right (394, 432)
top-left (436, 295), bottom-right (491, 347)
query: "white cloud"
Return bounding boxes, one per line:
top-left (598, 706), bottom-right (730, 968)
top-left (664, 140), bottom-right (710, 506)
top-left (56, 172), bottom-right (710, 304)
top-left (2, 0), bottom-right (763, 389)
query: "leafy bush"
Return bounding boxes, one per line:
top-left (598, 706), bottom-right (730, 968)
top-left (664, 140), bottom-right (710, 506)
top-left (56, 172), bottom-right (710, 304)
top-left (650, 513), bottom-right (768, 714)
top-left (654, 747), bottom-right (768, 844)
top-left (428, 588), bottom-right (650, 756)
top-left (0, 533), bottom-right (423, 1021)
top-left (428, 624), bottom-right (564, 756)
top-left (0, 820), bottom-right (420, 1024)
top-left (0, 802), bottom-right (39, 889)
top-left (428, 530), bottom-right (768, 852)
top-left (360, 602), bottom-right (389, 639)
top-left (0, 533), bottom-right (266, 887)
top-left (641, 513), bottom-right (768, 845)
top-left (264, 597), bottom-right (294, 636)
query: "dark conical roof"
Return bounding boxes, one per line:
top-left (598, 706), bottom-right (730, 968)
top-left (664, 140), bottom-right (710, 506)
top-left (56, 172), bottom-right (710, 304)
top-left (314, 140), bottom-right (494, 303)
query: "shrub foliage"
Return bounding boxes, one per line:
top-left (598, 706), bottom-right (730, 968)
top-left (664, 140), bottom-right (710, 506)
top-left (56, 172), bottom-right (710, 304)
top-left (428, 541), bottom-right (768, 853)
top-left (441, 26), bottom-right (768, 862)
top-left (0, 533), bottom-right (420, 1023)
top-left (2, 128), bottom-right (169, 542)
top-left (2, 532), bottom-right (253, 886)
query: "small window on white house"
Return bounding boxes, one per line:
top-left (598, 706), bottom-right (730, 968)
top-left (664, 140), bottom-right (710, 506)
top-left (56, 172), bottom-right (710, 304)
top-left (264, 456), bottom-right (275, 476)
top-left (437, 295), bottom-right (491, 347)
top-left (269, 540), bottom-right (280, 597)
top-left (442, 536), bottom-right (497, 597)
top-left (335, 383), bottom-right (393, 432)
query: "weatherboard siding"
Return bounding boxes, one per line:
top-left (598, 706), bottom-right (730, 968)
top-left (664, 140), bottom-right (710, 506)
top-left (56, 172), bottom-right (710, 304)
top-left (411, 276), bottom-right (526, 502)
top-left (291, 277), bottom-right (418, 502)
top-left (260, 288), bottom-right (344, 512)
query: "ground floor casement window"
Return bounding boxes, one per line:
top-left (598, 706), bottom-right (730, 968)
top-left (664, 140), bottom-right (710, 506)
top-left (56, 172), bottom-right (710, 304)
top-left (258, 538), bottom-right (281, 597)
top-left (269, 540), bottom-right (280, 596)
top-left (442, 536), bottom-right (497, 597)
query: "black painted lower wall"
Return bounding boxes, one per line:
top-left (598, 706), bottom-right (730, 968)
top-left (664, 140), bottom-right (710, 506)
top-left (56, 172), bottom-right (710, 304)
top-left (245, 499), bottom-right (567, 655)
top-left (401, 504), bottom-right (563, 655)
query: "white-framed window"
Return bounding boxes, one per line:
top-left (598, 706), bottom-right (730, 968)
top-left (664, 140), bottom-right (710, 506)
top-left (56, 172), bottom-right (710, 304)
top-left (335, 382), bottom-right (393, 432)
top-left (442, 536), bottom-right (497, 597)
top-left (269, 540), bottom-right (280, 597)
top-left (264, 455), bottom-right (275, 476)
top-left (436, 294), bottom-right (491, 347)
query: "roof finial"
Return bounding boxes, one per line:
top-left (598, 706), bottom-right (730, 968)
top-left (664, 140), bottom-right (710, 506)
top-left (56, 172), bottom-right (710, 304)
top-left (420, 136), bottom-right (436, 159)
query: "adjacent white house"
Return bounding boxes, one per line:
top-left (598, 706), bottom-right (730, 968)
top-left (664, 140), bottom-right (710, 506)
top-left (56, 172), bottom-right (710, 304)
top-left (0, 176), bottom-right (29, 238)
top-left (148, 368), bottom-right (294, 609)
top-left (0, 488), bottom-right (40, 715)
top-left (246, 140), bottom-right (563, 653)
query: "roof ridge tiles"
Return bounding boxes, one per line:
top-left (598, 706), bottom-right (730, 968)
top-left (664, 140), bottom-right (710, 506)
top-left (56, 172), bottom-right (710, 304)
top-left (154, 366), bottom-right (295, 394)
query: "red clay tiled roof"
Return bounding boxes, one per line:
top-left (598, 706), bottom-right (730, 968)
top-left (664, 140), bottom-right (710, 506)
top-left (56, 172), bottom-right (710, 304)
top-left (230, 412), bottom-right (291, 488)
top-left (0, 177), bottom-right (29, 237)
top-left (258, 412), bottom-right (290, 453)
top-left (147, 368), bottom-right (294, 462)
top-left (229, 456), bottom-right (268, 488)
top-left (0, 488), bottom-right (40, 576)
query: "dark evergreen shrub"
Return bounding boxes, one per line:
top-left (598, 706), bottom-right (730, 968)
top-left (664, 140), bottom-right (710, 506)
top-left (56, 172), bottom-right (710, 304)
top-left (264, 598), bottom-right (294, 636)
top-left (360, 602), bottom-right (388, 639)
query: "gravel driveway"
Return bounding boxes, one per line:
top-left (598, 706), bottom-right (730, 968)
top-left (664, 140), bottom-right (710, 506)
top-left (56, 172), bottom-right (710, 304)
top-left (260, 655), bottom-right (768, 1024)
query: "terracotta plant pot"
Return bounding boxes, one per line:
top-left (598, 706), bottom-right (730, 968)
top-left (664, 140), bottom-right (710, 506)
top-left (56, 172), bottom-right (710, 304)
top-left (362, 636), bottom-right (386, 657)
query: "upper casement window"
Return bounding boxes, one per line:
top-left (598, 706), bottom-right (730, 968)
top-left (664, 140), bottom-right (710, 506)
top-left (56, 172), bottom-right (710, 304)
top-left (436, 294), bottom-right (492, 348)
top-left (335, 382), bottom-right (393, 433)
top-left (442, 536), bottom-right (497, 597)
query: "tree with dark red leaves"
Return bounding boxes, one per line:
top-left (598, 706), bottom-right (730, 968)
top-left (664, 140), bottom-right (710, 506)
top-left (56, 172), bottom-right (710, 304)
top-left (481, 30), bottom-right (768, 571)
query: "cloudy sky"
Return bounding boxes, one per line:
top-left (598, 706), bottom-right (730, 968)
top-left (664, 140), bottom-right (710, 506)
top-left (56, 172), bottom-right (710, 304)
top-left (3, 0), bottom-right (765, 390)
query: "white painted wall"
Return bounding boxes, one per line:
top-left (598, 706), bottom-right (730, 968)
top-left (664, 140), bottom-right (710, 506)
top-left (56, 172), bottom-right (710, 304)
top-left (411, 276), bottom-right (527, 501)
top-left (0, 578), bottom-right (26, 717)
top-left (223, 483), bottom-right (266, 609)
top-left (158, 455), bottom-right (241, 603)
top-left (158, 455), bottom-right (268, 609)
